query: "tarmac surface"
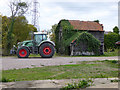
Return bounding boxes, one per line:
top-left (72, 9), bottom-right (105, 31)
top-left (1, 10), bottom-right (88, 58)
top-left (1, 56), bottom-right (118, 70)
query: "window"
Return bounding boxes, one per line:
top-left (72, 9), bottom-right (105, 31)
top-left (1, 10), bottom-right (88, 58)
top-left (34, 34), bottom-right (47, 43)
top-left (42, 34), bottom-right (47, 40)
top-left (35, 34), bottom-right (42, 43)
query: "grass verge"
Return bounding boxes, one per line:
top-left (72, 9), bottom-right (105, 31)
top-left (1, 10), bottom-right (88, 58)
top-left (2, 60), bottom-right (118, 82)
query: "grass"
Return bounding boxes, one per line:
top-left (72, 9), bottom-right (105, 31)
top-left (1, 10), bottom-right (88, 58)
top-left (29, 54), bottom-right (41, 57)
top-left (104, 49), bottom-right (118, 56)
top-left (2, 60), bottom-right (118, 82)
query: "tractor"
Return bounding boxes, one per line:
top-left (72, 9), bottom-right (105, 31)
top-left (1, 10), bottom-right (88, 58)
top-left (11, 31), bottom-right (55, 58)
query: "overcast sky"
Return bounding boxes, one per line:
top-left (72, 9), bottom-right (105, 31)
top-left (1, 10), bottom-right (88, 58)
top-left (0, 0), bottom-right (119, 31)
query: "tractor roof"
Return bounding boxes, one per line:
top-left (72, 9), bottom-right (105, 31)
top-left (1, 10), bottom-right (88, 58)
top-left (34, 32), bottom-right (47, 34)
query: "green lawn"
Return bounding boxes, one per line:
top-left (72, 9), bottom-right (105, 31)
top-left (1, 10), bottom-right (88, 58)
top-left (2, 60), bottom-right (118, 82)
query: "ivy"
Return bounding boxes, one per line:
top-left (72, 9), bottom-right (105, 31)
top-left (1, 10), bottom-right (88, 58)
top-left (55, 19), bottom-right (75, 54)
top-left (63, 32), bottom-right (81, 47)
top-left (61, 20), bottom-right (74, 41)
top-left (76, 32), bottom-right (101, 55)
top-left (55, 20), bottom-right (101, 55)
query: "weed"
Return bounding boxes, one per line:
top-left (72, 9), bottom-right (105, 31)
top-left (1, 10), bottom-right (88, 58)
top-left (111, 79), bottom-right (120, 82)
top-left (61, 79), bottom-right (93, 90)
top-left (40, 64), bottom-right (45, 66)
top-left (111, 60), bottom-right (118, 64)
top-left (101, 82), bottom-right (105, 84)
top-left (31, 65), bottom-right (36, 67)
top-left (69, 61), bottom-right (73, 63)
top-left (0, 77), bottom-right (15, 82)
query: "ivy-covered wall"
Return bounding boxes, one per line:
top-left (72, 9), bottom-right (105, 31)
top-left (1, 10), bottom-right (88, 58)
top-left (71, 32), bottom-right (101, 55)
top-left (55, 19), bottom-right (76, 55)
top-left (55, 19), bottom-right (102, 55)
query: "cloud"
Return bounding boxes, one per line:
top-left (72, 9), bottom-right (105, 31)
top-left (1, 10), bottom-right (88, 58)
top-left (0, 0), bottom-right (118, 31)
top-left (39, 0), bottom-right (119, 2)
top-left (37, 1), bottom-right (118, 31)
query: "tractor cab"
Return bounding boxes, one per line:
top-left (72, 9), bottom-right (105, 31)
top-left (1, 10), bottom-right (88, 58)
top-left (34, 32), bottom-right (47, 45)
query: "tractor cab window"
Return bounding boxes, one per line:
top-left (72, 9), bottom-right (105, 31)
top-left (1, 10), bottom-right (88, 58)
top-left (34, 34), bottom-right (42, 43)
top-left (34, 34), bottom-right (47, 44)
top-left (43, 34), bottom-right (47, 40)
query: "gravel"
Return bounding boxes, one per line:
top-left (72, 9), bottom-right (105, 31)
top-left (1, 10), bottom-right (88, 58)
top-left (1, 56), bottom-right (118, 70)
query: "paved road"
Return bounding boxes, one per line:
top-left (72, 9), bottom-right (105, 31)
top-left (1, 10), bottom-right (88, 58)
top-left (1, 56), bottom-right (118, 70)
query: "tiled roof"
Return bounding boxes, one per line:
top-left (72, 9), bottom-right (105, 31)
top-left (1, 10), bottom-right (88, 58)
top-left (69, 20), bottom-right (104, 31)
top-left (115, 41), bottom-right (120, 45)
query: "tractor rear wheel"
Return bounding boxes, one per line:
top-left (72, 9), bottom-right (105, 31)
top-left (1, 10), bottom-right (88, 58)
top-left (17, 47), bottom-right (30, 58)
top-left (39, 43), bottom-right (55, 58)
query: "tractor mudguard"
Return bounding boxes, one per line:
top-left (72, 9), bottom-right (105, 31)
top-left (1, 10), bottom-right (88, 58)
top-left (39, 40), bottom-right (55, 47)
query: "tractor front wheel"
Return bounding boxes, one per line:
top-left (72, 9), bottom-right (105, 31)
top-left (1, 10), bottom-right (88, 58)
top-left (17, 47), bottom-right (30, 58)
top-left (39, 43), bottom-right (55, 58)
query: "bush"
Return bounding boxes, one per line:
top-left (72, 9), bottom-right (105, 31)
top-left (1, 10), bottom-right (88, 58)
top-left (104, 33), bottom-right (119, 51)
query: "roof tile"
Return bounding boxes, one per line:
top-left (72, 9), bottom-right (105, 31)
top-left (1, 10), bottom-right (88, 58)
top-left (69, 20), bottom-right (104, 31)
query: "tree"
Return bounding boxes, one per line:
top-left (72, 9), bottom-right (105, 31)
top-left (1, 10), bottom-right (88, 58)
top-left (0, 15), bottom-right (2, 55)
top-left (27, 24), bottom-right (37, 40)
top-left (50, 24), bottom-right (58, 42)
top-left (6, 0), bottom-right (29, 54)
top-left (2, 16), bottom-right (10, 55)
top-left (113, 26), bottom-right (119, 34)
top-left (2, 15), bottom-right (37, 55)
top-left (13, 16), bottom-right (37, 43)
top-left (104, 33), bottom-right (119, 51)
top-left (94, 20), bottom-right (100, 23)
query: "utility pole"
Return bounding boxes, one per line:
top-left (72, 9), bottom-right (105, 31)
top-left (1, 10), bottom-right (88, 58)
top-left (32, 0), bottom-right (40, 31)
